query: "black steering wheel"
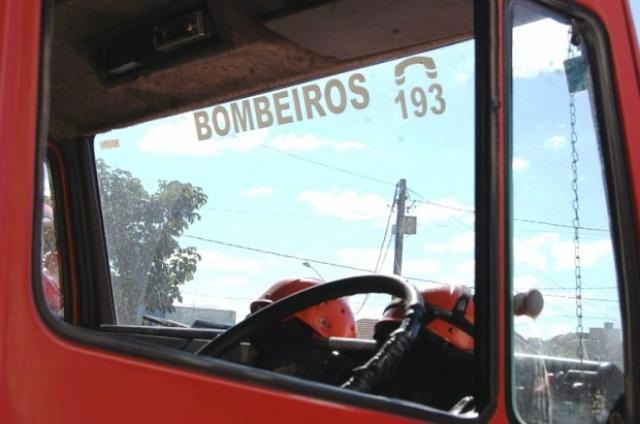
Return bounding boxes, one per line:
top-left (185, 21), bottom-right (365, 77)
top-left (196, 274), bottom-right (427, 392)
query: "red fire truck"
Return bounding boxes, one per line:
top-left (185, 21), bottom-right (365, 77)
top-left (1, 0), bottom-right (638, 422)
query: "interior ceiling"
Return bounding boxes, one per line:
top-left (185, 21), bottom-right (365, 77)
top-left (50, 0), bottom-right (473, 140)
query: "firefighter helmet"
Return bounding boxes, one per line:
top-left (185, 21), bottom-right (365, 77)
top-left (376, 285), bottom-right (474, 350)
top-left (250, 278), bottom-right (357, 338)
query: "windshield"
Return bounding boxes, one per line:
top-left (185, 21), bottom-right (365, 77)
top-left (94, 40), bottom-right (476, 329)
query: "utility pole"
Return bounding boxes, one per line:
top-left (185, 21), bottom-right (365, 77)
top-left (393, 179), bottom-right (407, 275)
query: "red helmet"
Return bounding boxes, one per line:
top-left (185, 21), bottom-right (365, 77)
top-left (250, 278), bottom-right (356, 338)
top-left (376, 285), bottom-right (474, 350)
top-left (42, 271), bottom-right (62, 312)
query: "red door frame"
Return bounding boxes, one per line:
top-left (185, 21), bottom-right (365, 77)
top-left (0, 0), bottom-right (637, 422)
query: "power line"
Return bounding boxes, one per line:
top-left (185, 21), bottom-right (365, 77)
top-left (406, 191), bottom-right (472, 231)
top-left (540, 286), bottom-right (618, 291)
top-left (204, 207), bottom-right (380, 224)
top-left (375, 186), bottom-right (398, 273)
top-left (261, 145), bottom-right (394, 186)
top-left (544, 294), bottom-right (618, 303)
top-left (380, 233), bottom-right (395, 271)
top-left (262, 146), bottom-right (609, 234)
top-left (181, 291), bottom-right (254, 302)
top-left (515, 314), bottom-right (619, 321)
top-left (207, 205), bottom-right (607, 236)
top-left (513, 217), bottom-right (608, 233)
top-left (520, 262), bottom-right (617, 320)
top-left (410, 195), bottom-right (608, 233)
top-left (178, 291), bottom-right (619, 320)
top-left (183, 234), bottom-right (446, 286)
top-left (181, 290), bottom-right (394, 309)
top-left (185, 234), bottom-right (372, 273)
top-left (204, 206), bottom-right (492, 232)
top-left (410, 195), bottom-right (474, 214)
top-left (356, 184), bottom-right (398, 315)
top-left (514, 227), bottom-right (606, 237)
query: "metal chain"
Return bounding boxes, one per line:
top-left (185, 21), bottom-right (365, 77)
top-left (568, 26), bottom-right (584, 361)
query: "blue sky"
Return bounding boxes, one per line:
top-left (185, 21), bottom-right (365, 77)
top-left (94, 13), bottom-right (623, 348)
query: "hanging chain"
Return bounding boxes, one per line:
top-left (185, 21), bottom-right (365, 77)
top-left (568, 26), bottom-right (584, 361)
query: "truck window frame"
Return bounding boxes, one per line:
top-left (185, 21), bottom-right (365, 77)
top-left (503, 0), bottom-right (640, 422)
top-left (31, 0), bottom-right (501, 422)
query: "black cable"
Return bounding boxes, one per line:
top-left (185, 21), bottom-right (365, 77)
top-left (354, 185), bottom-right (399, 315)
top-left (183, 234), bottom-right (448, 286)
top-left (411, 195), bottom-right (607, 233)
top-left (262, 145), bottom-right (608, 233)
top-left (375, 186), bottom-right (398, 273)
top-left (380, 233), bottom-right (394, 272)
top-left (184, 234), bottom-right (372, 273)
top-left (261, 145), bottom-right (394, 186)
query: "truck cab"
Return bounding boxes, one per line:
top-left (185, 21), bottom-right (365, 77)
top-left (1, 0), bottom-right (639, 422)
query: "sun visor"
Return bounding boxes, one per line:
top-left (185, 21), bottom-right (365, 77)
top-left (264, 0), bottom-right (473, 60)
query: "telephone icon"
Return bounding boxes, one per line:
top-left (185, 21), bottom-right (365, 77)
top-left (394, 56), bottom-right (438, 85)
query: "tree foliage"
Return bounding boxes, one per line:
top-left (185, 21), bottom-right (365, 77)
top-left (97, 159), bottom-right (208, 324)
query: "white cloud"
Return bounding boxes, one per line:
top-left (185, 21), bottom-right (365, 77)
top-left (189, 276), bottom-right (252, 291)
top-left (298, 189), bottom-right (466, 231)
top-left (545, 135), bottom-right (567, 149)
top-left (549, 322), bottom-right (574, 335)
top-left (336, 248), bottom-right (379, 272)
top-left (176, 285), bottom-right (250, 319)
top-left (513, 275), bottom-right (541, 292)
top-left (197, 250), bottom-right (264, 274)
top-left (454, 72), bottom-right (471, 83)
top-left (424, 242), bottom-right (447, 254)
top-left (270, 133), bottom-right (366, 152)
top-left (335, 247), bottom-right (439, 276)
top-left (513, 18), bottom-right (569, 78)
top-left (462, 215), bottom-right (475, 226)
top-left (240, 186), bottom-right (274, 198)
top-left (298, 188), bottom-right (389, 223)
top-left (139, 113), bottom-right (268, 155)
top-left (404, 258), bottom-right (440, 275)
top-left (514, 233), bottom-right (557, 271)
top-left (551, 238), bottom-right (612, 270)
top-left (455, 259), bottom-right (475, 280)
top-left (413, 198), bottom-right (474, 226)
top-left (138, 116), bottom-right (365, 156)
top-left (512, 157), bottom-right (529, 171)
top-left (334, 140), bottom-right (367, 151)
top-left (424, 232), bottom-right (474, 254)
top-left (514, 232), bottom-right (613, 271)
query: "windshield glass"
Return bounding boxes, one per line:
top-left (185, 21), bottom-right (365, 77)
top-left (94, 40), bottom-right (476, 329)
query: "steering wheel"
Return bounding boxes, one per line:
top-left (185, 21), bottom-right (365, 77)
top-left (196, 274), bottom-right (427, 392)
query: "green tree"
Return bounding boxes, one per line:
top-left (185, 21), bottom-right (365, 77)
top-left (96, 159), bottom-right (208, 324)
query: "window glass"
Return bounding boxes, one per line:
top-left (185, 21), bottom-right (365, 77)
top-left (42, 163), bottom-right (63, 318)
top-left (95, 38), bottom-right (476, 411)
top-left (510, 2), bottom-right (624, 422)
top-left (631, 0), bottom-right (640, 44)
top-left (95, 42), bottom-right (475, 327)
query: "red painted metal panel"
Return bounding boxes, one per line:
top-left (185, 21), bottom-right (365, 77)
top-left (0, 0), bottom-right (488, 421)
top-left (0, 0), bottom-right (42, 418)
top-left (576, 0), bottom-right (640, 248)
top-left (0, 3), bottom-right (424, 419)
top-left (0, 0), bottom-right (635, 422)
